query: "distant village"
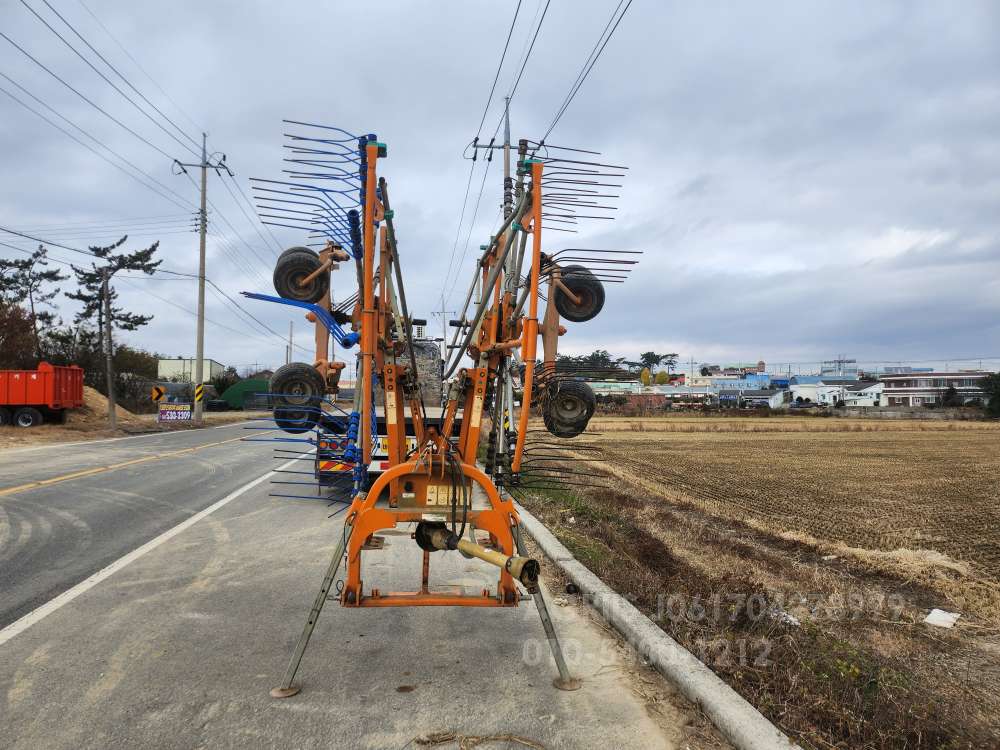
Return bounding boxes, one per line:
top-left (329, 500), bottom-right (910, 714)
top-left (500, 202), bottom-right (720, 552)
top-left (584, 359), bottom-right (995, 412)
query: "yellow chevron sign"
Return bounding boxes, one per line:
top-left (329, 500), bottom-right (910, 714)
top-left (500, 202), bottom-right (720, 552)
top-left (194, 384), bottom-right (205, 402)
top-left (151, 385), bottom-right (165, 402)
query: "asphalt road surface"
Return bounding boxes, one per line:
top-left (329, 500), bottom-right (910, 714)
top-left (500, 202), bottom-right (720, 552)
top-left (0, 425), bottom-right (715, 749)
top-left (0, 422), bottom-right (274, 628)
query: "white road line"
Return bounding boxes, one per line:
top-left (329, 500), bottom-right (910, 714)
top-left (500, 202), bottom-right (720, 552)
top-left (1, 420), bottom-right (256, 455)
top-left (0, 455), bottom-right (300, 646)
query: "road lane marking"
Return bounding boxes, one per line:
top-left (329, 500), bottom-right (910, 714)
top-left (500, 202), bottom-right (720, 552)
top-left (0, 419), bottom-right (262, 455)
top-left (0, 454), bottom-right (304, 646)
top-left (0, 436), bottom-right (249, 497)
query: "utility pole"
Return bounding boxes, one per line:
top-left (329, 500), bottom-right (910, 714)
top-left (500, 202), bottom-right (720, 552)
top-left (173, 133), bottom-right (232, 425)
top-left (502, 96), bottom-right (513, 220)
top-left (102, 268), bottom-right (117, 430)
top-left (431, 305), bottom-right (456, 374)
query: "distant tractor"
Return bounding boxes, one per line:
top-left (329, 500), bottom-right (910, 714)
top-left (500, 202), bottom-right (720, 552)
top-left (0, 362), bottom-right (84, 427)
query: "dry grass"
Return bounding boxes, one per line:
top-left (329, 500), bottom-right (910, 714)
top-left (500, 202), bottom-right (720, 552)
top-left (515, 414), bottom-right (1000, 747)
top-left (572, 420), bottom-right (1000, 621)
top-left (591, 415), bottom-right (999, 433)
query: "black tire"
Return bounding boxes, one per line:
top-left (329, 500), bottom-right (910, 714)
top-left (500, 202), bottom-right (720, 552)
top-left (542, 380), bottom-right (595, 438)
top-left (0, 407), bottom-right (11, 426)
top-left (273, 250), bottom-right (328, 303)
top-left (554, 265), bottom-right (605, 323)
top-left (14, 406), bottom-right (43, 428)
top-left (277, 245), bottom-right (318, 262)
top-left (270, 362), bottom-right (326, 434)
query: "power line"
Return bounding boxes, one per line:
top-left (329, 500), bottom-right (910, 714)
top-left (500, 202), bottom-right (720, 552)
top-left (118, 276), bottom-right (279, 343)
top-left (218, 165), bottom-right (282, 251)
top-left (443, 0), bottom-right (540, 307)
top-left (0, 239), bottom-right (286, 348)
top-left (445, 156), bottom-right (494, 304)
top-left (7, 228), bottom-right (195, 241)
top-left (0, 30), bottom-right (179, 162)
top-left (18, 0), bottom-right (199, 158)
top-left (13, 214), bottom-right (192, 231)
top-left (474, 0), bottom-right (523, 137)
top-left (0, 228), bottom-right (293, 351)
top-left (505, 0), bottom-right (552, 104)
top-left (440, 159), bottom-right (476, 308)
top-left (181, 170), bottom-right (273, 269)
top-left (36, 0), bottom-right (201, 151)
top-left (0, 225), bottom-right (118, 258)
top-left (0, 76), bottom-right (195, 211)
top-left (218, 170), bottom-right (281, 255)
top-left (5, 219), bottom-right (193, 233)
top-left (538, 0), bottom-right (634, 144)
top-left (74, 0), bottom-right (204, 135)
top-left (445, 0), bottom-right (551, 299)
top-left (0, 239), bottom-right (75, 265)
top-left (207, 229), bottom-right (270, 288)
top-left (1, 229), bottom-right (195, 246)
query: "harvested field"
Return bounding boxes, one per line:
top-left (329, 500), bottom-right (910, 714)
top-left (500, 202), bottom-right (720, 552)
top-left (588, 414), bottom-right (997, 432)
top-left (585, 423), bottom-right (1000, 615)
top-left (516, 415), bottom-right (1000, 748)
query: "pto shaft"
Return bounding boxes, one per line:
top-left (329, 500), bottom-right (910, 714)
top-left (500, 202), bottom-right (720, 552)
top-left (415, 521), bottom-right (539, 588)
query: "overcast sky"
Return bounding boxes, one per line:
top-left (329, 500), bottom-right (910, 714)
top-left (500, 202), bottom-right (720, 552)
top-left (2, 1), bottom-right (998, 374)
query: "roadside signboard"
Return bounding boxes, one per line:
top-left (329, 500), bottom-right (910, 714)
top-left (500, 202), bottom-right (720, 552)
top-left (158, 403), bottom-right (192, 423)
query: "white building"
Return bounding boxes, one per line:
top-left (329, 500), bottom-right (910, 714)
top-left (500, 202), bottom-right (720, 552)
top-left (790, 382), bottom-right (842, 405)
top-left (843, 382), bottom-right (883, 407)
top-left (740, 389), bottom-right (786, 408)
top-left (158, 358), bottom-right (225, 383)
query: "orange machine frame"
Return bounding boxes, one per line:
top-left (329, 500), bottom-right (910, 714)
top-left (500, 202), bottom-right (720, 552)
top-left (337, 143), bottom-right (546, 608)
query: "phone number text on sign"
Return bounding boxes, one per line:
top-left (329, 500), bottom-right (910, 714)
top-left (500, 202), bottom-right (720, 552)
top-left (158, 403), bottom-right (192, 422)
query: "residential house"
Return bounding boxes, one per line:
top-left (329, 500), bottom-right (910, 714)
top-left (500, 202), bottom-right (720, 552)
top-left (879, 372), bottom-right (990, 407)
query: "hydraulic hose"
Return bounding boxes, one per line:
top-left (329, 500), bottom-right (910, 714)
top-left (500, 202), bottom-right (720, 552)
top-left (443, 189), bottom-right (531, 379)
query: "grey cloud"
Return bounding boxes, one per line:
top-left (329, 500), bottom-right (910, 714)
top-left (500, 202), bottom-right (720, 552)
top-left (1, 1), bottom-right (998, 370)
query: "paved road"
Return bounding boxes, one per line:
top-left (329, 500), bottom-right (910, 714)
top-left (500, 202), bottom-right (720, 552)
top-left (0, 426), bottom-right (714, 748)
top-left (0, 423), bottom-right (277, 628)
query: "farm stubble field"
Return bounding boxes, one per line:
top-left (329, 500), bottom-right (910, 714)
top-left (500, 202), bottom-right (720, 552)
top-left (518, 415), bottom-right (1000, 748)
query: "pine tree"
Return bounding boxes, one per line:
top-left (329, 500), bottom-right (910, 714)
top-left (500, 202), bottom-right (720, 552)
top-left (0, 246), bottom-right (68, 360)
top-left (66, 237), bottom-right (161, 391)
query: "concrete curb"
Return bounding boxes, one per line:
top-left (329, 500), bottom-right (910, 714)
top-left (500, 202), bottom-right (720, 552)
top-left (515, 502), bottom-right (801, 750)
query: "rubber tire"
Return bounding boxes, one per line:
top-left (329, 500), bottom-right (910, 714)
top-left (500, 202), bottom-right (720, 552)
top-left (270, 362), bottom-right (326, 434)
top-left (554, 265), bottom-right (605, 323)
top-left (14, 406), bottom-right (43, 428)
top-left (542, 380), bottom-right (595, 438)
top-left (0, 407), bottom-right (11, 426)
top-left (277, 245), bottom-right (317, 262)
top-left (273, 249), bottom-right (328, 303)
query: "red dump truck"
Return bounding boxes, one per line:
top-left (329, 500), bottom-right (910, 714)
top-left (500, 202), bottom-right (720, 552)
top-left (0, 362), bottom-right (84, 427)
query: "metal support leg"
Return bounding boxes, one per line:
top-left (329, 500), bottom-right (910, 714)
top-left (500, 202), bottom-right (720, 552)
top-left (513, 525), bottom-right (581, 691)
top-left (270, 525), bottom-right (352, 698)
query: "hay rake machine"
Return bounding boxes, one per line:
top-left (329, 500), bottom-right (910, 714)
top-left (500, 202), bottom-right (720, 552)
top-left (242, 122), bottom-right (637, 697)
